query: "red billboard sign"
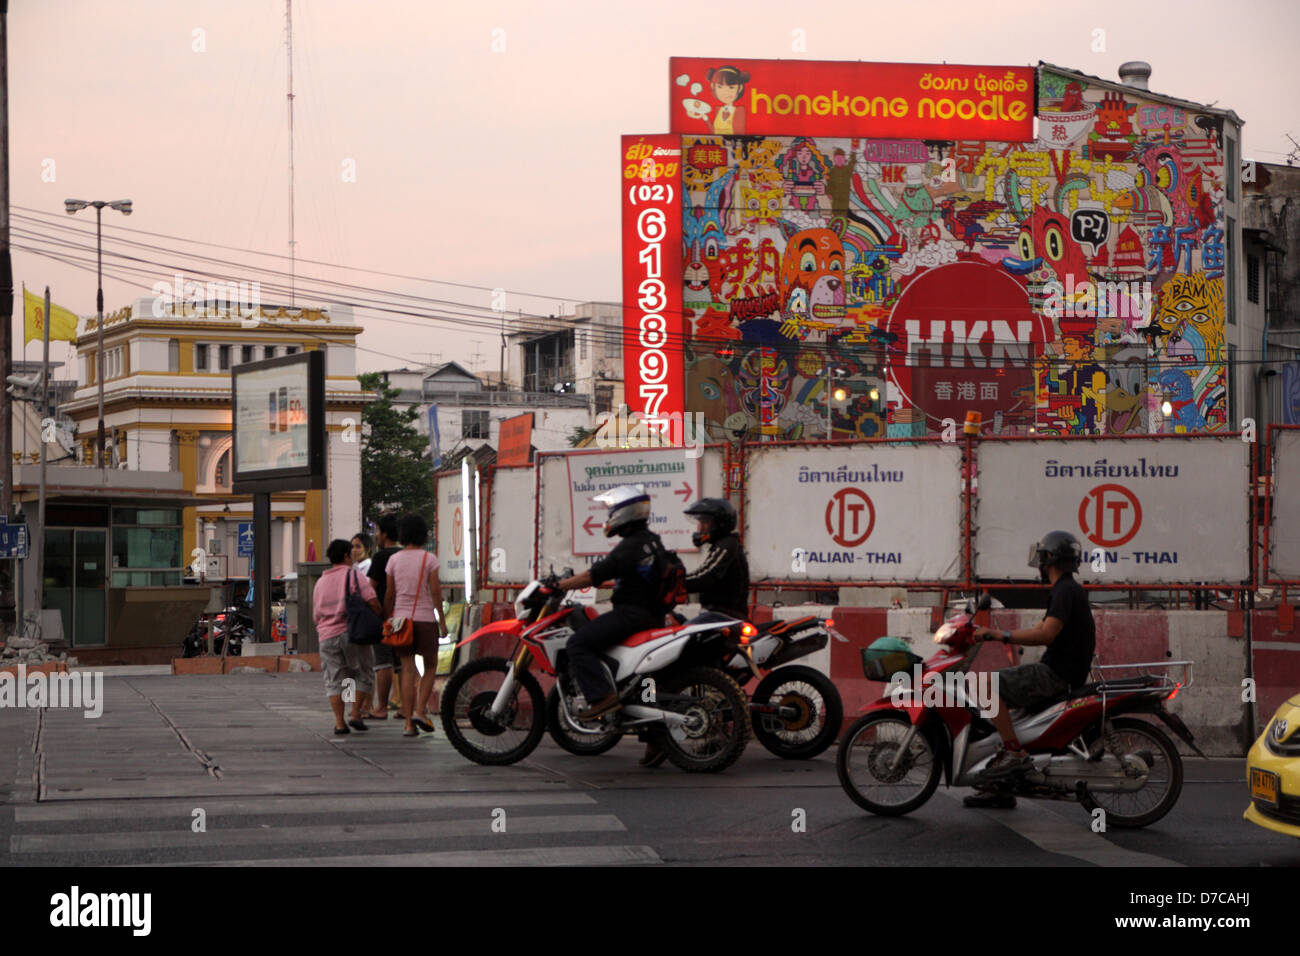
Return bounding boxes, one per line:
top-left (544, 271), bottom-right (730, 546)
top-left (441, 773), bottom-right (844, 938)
top-left (497, 412), bottom-right (533, 467)
top-left (621, 134), bottom-right (685, 437)
top-left (670, 58), bottom-right (1034, 140)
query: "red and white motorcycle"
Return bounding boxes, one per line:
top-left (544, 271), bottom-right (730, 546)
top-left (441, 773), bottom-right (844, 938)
top-left (439, 578), bottom-right (752, 773)
top-left (836, 594), bottom-right (1203, 828)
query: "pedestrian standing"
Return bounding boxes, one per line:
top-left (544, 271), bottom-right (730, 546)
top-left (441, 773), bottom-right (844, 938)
top-left (314, 538), bottom-right (381, 735)
top-left (365, 515), bottom-right (402, 719)
top-left (383, 514), bottom-right (447, 737)
top-left (351, 533), bottom-right (374, 575)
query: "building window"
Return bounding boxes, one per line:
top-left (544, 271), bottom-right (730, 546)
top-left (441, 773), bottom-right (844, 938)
top-left (579, 330), bottom-right (588, 360)
top-left (218, 344), bottom-right (231, 370)
top-left (1227, 216), bottom-right (1236, 325)
top-left (1247, 254), bottom-right (1260, 304)
top-left (605, 326), bottom-right (622, 360)
top-left (195, 344), bottom-right (209, 371)
top-left (168, 339), bottom-right (179, 372)
top-left (595, 384), bottom-right (614, 415)
top-left (241, 345), bottom-right (254, 364)
top-left (110, 508), bottom-right (183, 587)
top-left (462, 409), bottom-right (489, 439)
top-left (286, 346), bottom-right (299, 355)
top-left (264, 346), bottom-right (277, 360)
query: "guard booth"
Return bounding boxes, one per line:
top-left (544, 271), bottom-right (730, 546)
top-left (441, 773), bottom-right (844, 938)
top-left (12, 464), bottom-right (224, 648)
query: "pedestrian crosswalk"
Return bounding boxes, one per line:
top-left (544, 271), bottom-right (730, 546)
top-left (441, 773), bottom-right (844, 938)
top-left (7, 791), bottom-right (662, 866)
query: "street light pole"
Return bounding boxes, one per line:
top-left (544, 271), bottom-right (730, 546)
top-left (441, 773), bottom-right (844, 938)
top-left (95, 203), bottom-right (103, 469)
top-left (65, 199), bottom-right (131, 468)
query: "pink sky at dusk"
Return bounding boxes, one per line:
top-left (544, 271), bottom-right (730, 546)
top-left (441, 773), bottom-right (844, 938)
top-left (9, 0), bottom-right (1298, 377)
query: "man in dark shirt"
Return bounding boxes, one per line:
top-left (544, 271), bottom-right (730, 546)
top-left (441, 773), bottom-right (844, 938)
top-left (555, 486), bottom-right (668, 720)
top-left (971, 530), bottom-right (1095, 792)
top-left (364, 515), bottom-right (403, 719)
top-left (682, 498), bottom-right (749, 621)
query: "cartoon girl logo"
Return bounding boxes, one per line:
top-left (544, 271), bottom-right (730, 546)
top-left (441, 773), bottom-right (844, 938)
top-left (706, 65), bottom-right (750, 136)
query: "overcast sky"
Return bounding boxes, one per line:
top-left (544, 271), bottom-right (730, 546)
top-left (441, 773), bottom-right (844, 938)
top-left (10, 0), bottom-right (1299, 377)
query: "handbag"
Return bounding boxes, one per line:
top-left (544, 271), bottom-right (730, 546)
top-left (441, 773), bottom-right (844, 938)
top-left (382, 552), bottom-right (428, 649)
top-left (345, 569), bottom-right (384, 646)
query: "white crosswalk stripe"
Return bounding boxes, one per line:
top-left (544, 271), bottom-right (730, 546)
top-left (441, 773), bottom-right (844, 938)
top-left (7, 790), bottom-right (662, 866)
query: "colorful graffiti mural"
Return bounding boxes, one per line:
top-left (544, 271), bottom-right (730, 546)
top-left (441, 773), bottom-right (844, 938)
top-left (680, 69), bottom-right (1228, 439)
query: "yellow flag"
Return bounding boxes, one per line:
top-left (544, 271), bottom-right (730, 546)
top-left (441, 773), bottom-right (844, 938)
top-left (23, 286), bottom-right (81, 344)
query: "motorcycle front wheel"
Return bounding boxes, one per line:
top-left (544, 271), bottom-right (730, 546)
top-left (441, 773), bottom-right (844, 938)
top-left (751, 665), bottom-right (843, 760)
top-left (836, 712), bottom-right (941, 816)
top-left (1078, 717), bottom-right (1184, 829)
top-left (650, 667), bottom-right (750, 773)
top-left (439, 657), bottom-right (546, 765)
top-left (546, 686), bottom-right (624, 755)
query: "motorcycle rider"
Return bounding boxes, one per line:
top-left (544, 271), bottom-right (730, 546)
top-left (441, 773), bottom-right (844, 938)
top-left (967, 530), bottom-right (1096, 806)
top-left (553, 485), bottom-right (670, 721)
top-left (638, 496), bottom-right (751, 768)
top-left (682, 497), bottom-right (750, 622)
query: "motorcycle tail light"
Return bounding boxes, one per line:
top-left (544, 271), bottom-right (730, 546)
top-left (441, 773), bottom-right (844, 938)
top-left (825, 619), bottom-right (835, 628)
top-left (1166, 681), bottom-right (1182, 701)
top-left (216, 614), bottom-right (226, 622)
top-left (740, 623), bottom-right (757, 644)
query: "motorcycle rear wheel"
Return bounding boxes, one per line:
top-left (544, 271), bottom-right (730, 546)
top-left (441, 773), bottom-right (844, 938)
top-left (650, 667), bottom-right (750, 773)
top-left (751, 665), bottom-right (842, 760)
top-left (836, 712), bottom-right (941, 816)
top-left (1078, 717), bottom-right (1183, 829)
top-left (439, 657), bottom-right (546, 766)
top-left (546, 686), bottom-right (624, 755)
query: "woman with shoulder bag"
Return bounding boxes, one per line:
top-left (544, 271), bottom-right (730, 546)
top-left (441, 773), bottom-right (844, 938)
top-left (383, 514), bottom-right (448, 738)
top-left (313, 539), bottom-right (383, 735)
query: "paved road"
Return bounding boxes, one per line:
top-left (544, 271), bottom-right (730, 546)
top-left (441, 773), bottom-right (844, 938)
top-left (1, 673), bottom-right (1296, 867)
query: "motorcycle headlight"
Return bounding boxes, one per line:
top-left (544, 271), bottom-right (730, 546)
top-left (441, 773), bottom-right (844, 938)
top-left (933, 623), bottom-right (956, 644)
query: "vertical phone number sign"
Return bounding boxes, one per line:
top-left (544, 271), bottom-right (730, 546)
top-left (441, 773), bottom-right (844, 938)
top-left (621, 134), bottom-right (684, 442)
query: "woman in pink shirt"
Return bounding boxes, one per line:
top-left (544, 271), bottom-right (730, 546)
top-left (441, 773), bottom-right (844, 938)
top-left (313, 539), bottom-right (383, 735)
top-left (384, 514), bottom-right (447, 737)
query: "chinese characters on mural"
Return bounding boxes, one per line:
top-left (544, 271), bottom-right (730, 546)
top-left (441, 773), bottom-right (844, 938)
top-left (677, 70), bottom-right (1228, 440)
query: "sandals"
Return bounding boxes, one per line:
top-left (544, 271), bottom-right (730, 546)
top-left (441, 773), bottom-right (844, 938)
top-left (402, 726), bottom-right (419, 737)
top-left (348, 719), bottom-right (369, 732)
top-left (334, 726), bottom-right (351, 735)
top-left (411, 716), bottom-right (435, 734)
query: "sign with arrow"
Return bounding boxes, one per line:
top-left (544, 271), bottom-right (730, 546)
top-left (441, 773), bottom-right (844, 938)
top-left (566, 448), bottom-right (701, 557)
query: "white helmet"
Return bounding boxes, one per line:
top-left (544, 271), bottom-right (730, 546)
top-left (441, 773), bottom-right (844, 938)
top-left (593, 484), bottom-right (651, 537)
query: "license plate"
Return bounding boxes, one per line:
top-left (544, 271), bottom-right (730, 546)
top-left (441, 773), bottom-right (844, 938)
top-left (1250, 767), bottom-right (1279, 805)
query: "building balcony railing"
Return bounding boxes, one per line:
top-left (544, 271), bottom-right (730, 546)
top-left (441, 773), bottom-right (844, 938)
top-left (419, 387), bottom-right (590, 408)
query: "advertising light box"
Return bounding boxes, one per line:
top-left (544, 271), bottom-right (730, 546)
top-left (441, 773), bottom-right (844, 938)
top-left (232, 350), bottom-right (326, 493)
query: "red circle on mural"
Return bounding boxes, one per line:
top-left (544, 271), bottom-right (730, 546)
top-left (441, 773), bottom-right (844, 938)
top-left (883, 260), bottom-right (1048, 429)
top-left (1077, 483), bottom-right (1142, 548)
top-left (825, 488), bottom-right (875, 547)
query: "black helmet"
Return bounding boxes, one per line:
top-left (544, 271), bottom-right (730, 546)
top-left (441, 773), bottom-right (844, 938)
top-left (1027, 530), bottom-right (1083, 577)
top-left (684, 497), bottom-right (737, 546)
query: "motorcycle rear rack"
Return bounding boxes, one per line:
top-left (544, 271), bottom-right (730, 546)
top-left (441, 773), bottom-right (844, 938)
top-left (1088, 660), bottom-right (1194, 701)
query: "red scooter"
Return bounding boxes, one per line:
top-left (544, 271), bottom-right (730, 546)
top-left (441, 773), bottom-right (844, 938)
top-left (836, 594), bottom-right (1203, 828)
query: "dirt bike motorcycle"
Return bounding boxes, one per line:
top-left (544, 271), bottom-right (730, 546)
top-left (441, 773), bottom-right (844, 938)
top-left (440, 578), bottom-right (752, 773)
top-left (836, 594), bottom-right (1203, 828)
top-left (550, 611), bottom-right (847, 760)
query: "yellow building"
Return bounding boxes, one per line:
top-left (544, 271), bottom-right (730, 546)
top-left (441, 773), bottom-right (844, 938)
top-left (35, 296), bottom-right (367, 647)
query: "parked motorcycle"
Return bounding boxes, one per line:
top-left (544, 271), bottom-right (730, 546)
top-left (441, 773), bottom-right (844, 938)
top-left (836, 593), bottom-right (1202, 828)
top-left (181, 607), bottom-right (251, 658)
top-left (548, 611), bottom-right (846, 760)
top-left (440, 578), bottom-right (752, 773)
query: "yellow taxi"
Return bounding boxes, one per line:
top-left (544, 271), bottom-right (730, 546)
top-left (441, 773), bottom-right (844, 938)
top-left (1245, 694), bottom-right (1300, 837)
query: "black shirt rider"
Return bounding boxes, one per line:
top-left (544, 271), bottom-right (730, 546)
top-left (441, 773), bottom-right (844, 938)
top-left (1041, 573), bottom-right (1095, 687)
top-left (685, 533), bottom-right (750, 621)
top-left (588, 526), bottom-right (667, 615)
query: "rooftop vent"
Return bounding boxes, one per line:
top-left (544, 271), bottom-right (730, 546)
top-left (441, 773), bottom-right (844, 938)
top-left (1118, 61), bottom-right (1152, 91)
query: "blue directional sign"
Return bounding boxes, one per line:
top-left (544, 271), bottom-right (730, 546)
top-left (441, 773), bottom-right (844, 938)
top-left (0, 524), bottom-right (30, 559)
top-left (238, 522), bottom-right (254, 558)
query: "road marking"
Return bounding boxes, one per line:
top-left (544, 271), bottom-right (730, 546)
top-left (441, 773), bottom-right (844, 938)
top-left (15, 791), bottom-right (597, 822)
top-left (940, 790), bottom-right (1183, 867)
top-left (159, 845), bottom-right (663, 867)
top-left (11, 814), bottom-right (625, 854)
